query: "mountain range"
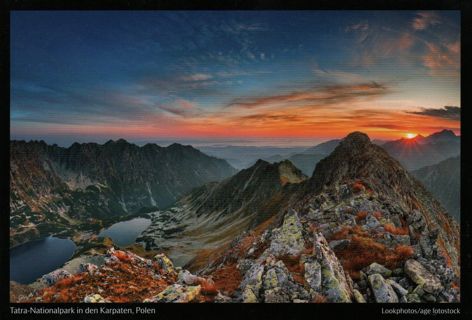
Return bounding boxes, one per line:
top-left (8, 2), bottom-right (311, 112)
top-left (200, 130), bottom-right (459, 176)
top-left (382, 129), bottom-right (460, 170)
top-left (10, 139), bottom-right (236, 246)
top-left (10, 132), bottom-right (460, 303)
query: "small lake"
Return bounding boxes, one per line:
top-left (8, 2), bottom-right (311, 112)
top-left (98, 217), bottom-right (151, 247)
top-left (10, 236), bottom-right (76, 284)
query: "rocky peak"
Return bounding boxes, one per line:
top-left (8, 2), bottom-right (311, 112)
top-left (306, 131), bottom-right (408, 195)
top-left (340, 131), bottom-right (371, 149)
top-left (277, 160), bottom-right (307, 185)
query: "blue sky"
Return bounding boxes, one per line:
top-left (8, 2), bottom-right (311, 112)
top-left (11, 11), bottom-right (460, 146)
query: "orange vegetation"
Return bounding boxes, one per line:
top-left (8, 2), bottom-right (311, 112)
top-left (34, 256), bottom-right (172, 302)
top-left (333, 235), bottom-right (414, 280)
top-left (355, 211), bottom-right (369, 222)
top-left (211, 263), bottom-right (243, 296)
top-left (329, 225), bottom-right (369, 241)
top-left (279, 254), bottom-right (305, 285)
top-left (114, 250), bottom-right (132, 262)
top-left (198, 278), bottom-right (218, 296)
top-left (394, 245), bottom-right (414, 259)
top-left (352, 181), bottom-right (365, 193)
top-left (372, 211), bottom-right (382, 219)
top-left (383, 223), bottom-right (409, 235)
top-left (437, 237), bottom-right (453, 267)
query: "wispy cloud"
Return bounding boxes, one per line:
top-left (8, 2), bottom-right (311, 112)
top-left (408, 106), bottom-right (460, 120)
top-left (412, 11), bottom-right (440, 30)
top-left (422, 41), bottom-right (460, 73)
top-left (345, 21), bottom-right (369, 32)
top-left (158, 99), bottom-right (199, 117)
top-left (226, 82), bottom-right (390, 109)
top-left (181, 73), bottom-right (213, 81)
top-left (312, 65), bottom-right (367, 83)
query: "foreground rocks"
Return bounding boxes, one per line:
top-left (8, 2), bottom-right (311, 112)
top-left (12, 248), bottom-right (216, 303)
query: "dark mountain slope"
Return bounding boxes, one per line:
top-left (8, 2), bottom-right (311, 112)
top-left (139, 160), bottom-right (307, 266)
top-left (10, 140), bottom-right (236, 246)
top-left (412, 156), bottom-right (460, 221)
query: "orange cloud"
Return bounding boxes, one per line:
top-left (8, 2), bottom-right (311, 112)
top-left (422, 41), bottom-right (460, 75)
top-left (227, 82), bottom-right (390, 109)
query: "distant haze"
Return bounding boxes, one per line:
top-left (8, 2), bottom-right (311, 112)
top-left (10, 135), bottom-right (326, 148)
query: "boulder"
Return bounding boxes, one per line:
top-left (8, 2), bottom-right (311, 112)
top-left (387, 280), bottom-right (408, 297)
top-left (312, 233), bottom-right (353, 302)
top-left (368, 274), bottom-right (399, 303)
top-left (145, 284), bottom-right (201, 303)
top-left (261, 260), bottom-right (310, 302)
top-left (364, 215), bottom-right (381, 229)
top-left (41, 269), bottom-right (71, 286)
top-left (80, 263), bottom-right (98, 275)
top-left (239, 263), bottom-right (265, 302)
top-left (83, 294), bottom-right (109, 303)
top-left (404, 259), bottom-right (443, 294)
top-left (364, 263), bottom-right (392, 278)
top-left (154, 253), bottom-right (176, 275)
top-left (406, 293), bottom-right (421, 303)
top-left (267, 210), bottom-right (305, 256)
top-left (352, 289), bottom-right (366, 303)
top-left (177, 270), bottom-right (200, 285)
top-left (242, 285), bottom-right (259, 303)
top-left (329, 239), bottom-right (350, 251)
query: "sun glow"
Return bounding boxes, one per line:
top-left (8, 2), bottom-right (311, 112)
top-left (405, 133), bottom-right (417, 139)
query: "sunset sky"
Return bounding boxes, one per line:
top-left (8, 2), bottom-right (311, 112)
top-left (11, 11), bottom-right (460, 146)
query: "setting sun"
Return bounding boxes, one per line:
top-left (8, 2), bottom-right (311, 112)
top-left (405, 133), bottom-right (417, 139)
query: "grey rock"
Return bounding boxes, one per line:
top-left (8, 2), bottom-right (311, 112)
top-left (406, 293), bottom-right (421, 303)
top-left (304, 260), bottom-right (322, 292)
top-left (364, 263), bottom-right (392, 278)
top-left (353, 289), bottom-right (366, 303)
top-left (404, 259), bottom-right (443, 294)
top-left (144, 284), bottom-right (201, 303)
top-left (364, 215), bottom-right (381, 229)
top-left (423, 294), bottom-right (437, 303)
top-left (313, 233), bottom-right (353, 302)
top-left (41, 269), bottom-right (71, 286)
top-left (329, 239), bottom-right (350, 251)
top-left (387, 280), bottom-right (409, 297)
top-left (392, 268), bottom-right (403, 276)
top-left (177, 270), bottom-right (199, 285)
top-left (368, 274), bottom-right (399, 303)
top-left (267, 210), bottom-right (305, 256)
top-left (264, 287), bottom-right (291, 303)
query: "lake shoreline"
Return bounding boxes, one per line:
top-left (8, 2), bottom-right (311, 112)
top-left (10, 213), bottom-right (155, 285)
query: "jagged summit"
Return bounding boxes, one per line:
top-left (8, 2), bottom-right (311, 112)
top-left (307, 131), bottom-right (407, 194)
top-left (185, 158), bottom-right (306, 217)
